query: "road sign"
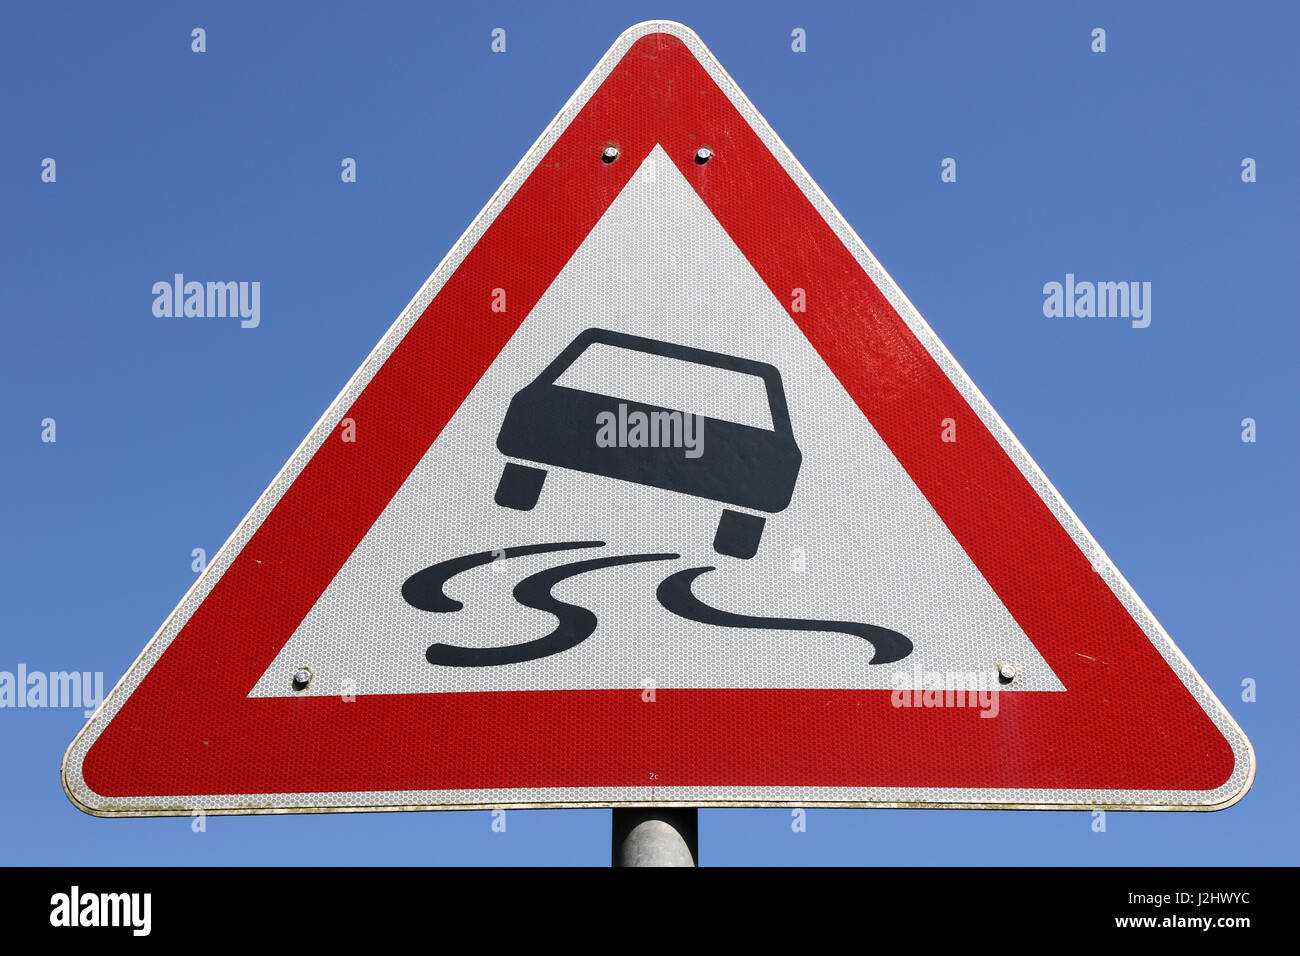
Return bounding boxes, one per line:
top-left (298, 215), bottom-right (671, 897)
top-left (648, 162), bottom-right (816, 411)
top-left (63, 21), bottom-right (1253, 815)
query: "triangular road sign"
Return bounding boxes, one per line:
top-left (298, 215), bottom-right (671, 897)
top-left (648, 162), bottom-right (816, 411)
top-left (64, 21), bottom-right (1252, 815)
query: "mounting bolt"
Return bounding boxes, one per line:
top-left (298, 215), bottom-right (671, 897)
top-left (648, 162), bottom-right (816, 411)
top-left (694, 147), bottom-right (713, 164)
top-left (292, 668), bottom-right (313, 690)
top-left (998, 662), bottom-right (1018, 684)
top-left (602, 146), bottom-right (619, 163)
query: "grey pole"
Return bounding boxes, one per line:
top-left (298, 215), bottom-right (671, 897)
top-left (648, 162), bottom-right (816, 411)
top-left (611, 808), bottom-right (698, 866)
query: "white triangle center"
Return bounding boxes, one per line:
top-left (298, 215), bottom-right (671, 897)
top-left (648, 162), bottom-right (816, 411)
top-left (252, 146), bottom-right (1063, 698)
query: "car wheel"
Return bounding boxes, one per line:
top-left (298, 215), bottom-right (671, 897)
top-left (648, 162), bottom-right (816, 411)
top-left (713, 509), bottom-right (765, 559)
top-left (495, 462), bottom-right (547, 510)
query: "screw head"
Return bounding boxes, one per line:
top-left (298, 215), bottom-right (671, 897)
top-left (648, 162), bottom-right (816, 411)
top-left (292, 668), bottom-right (312, 689)
top-left (601, 146), bottom-right (619, 163)
top-left (998, 663), bottom-right (1018, 683)
top-left (694, 147), bottom-right (713, 164)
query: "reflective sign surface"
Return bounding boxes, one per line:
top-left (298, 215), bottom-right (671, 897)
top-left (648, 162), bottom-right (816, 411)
top-left (63, 21), bottom-right (1254, 815)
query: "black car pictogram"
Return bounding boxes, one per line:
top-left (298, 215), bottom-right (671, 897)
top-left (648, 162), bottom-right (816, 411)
top-left (493, 328), bottom-right (802, 559)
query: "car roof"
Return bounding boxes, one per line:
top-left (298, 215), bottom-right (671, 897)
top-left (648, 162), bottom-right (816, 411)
top-left (535, 327), bottom-right (794, 433)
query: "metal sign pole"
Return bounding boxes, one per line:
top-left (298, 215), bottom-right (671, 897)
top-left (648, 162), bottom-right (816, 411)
top-left (611, 808), bottom-right (698, 867)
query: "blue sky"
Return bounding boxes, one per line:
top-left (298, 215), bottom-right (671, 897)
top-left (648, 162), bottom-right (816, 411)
top-left (2, 1), bottom-right (1295, 864)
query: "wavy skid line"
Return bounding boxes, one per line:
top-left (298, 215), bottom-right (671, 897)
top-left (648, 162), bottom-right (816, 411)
top-left (656, 566), bottom-right (914, 665)
top-left (401, 541), bottom-right (604, 612)
top-left (402, 542), bottom-right (915, 666)
top-left (425, 551), bottom-right (678, 667)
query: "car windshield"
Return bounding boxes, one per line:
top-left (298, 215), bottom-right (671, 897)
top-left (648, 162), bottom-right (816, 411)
top-left (553, 341), bottom-right (775, 430)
